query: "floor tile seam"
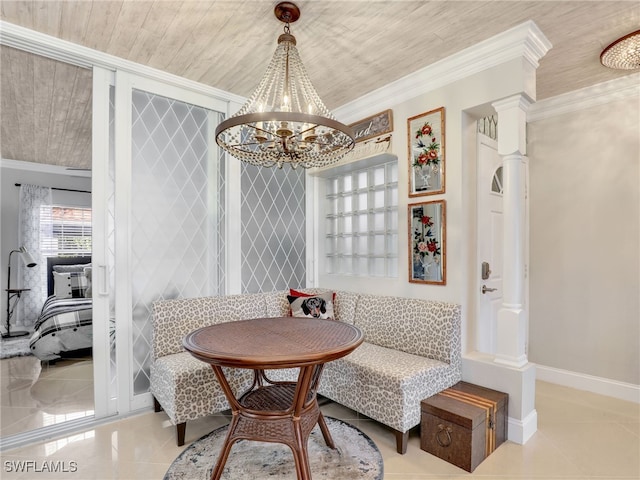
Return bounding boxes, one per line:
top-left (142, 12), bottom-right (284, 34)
top-left (530, 428), bottom-right (596, 478)
top-left (615, 422), bottom-right (640, 438)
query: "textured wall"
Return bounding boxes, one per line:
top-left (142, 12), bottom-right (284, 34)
top-left (240, 164), bottom-right (306, 293)
top-left (528, 97), bottom-right (640, 385)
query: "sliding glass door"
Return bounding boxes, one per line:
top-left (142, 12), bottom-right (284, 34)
top-left (112, 72), bottom-right (226, 411)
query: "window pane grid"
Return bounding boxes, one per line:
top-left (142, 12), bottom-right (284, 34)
top-left (40, 205), bottom-right (92, 257)
top-left (324, 161), bottom-right (398, 276)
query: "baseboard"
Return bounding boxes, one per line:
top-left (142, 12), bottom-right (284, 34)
top-left (536, 365), bottom-right (640, 404)
top-left (507, 409), bottom-right (538, 445)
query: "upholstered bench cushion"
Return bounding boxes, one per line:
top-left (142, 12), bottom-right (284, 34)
top-left (354, 294), bottom-right (461, 364)
top-left (318, 342), bottom-right (457, 432)
top-left (150, 352), bottom-right (253, 424)
top-left (152, 293), bottom-right (274, 360)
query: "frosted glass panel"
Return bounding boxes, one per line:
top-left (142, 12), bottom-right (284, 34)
top-left (388, 186), bottom-right (398, 206)
top-left (357, 171), bottom-right (368, 189)
top-left (130, 89), bottom-right (221, 395)
top-left (338, 236), bottom-right (352, 254)
top-left (342, 195), bottom-right (352, 212)
top-left (357, 192), bottom-right (368, 210)
top-left (373, 190), bottom-right (385, 208)
top-left (327, 197), bottom-right (338, 215)
top-left (357, 235), bottom-right (368, 253)
top-left (373, 234), bottom-right (385, 254)
top-left (373, 167), bottom-right (385, 185)
top-left (373, 212), bottom-right (385, 231)
top-left (241, 164), bottom-right (305, 293)
top-left (356, 257), bottom-right (368, 273)
top-left (372, 258), bottom-right (385, 276)
top-left (356, 214), bottom-right (368, 232)
top-left (342, 215), bottom-right (352, 234)
top-left (326, 218), bottom-right (337, 235)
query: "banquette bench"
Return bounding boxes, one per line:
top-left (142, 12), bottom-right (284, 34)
top-left (150, 289), bottom-right (462, 453)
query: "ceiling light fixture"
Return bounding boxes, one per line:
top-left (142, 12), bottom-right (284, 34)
top-left (215, 2), bottom-right (355, 169)
top-left (600, 29), bottom-right (640, 70)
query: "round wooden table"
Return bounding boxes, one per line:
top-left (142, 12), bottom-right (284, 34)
top-left (183, 316), bottom-right (364, 480)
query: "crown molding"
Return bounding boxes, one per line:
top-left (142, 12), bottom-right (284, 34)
top-left (1, 158), bottom-right (91, 177)
top-left (334, 20), bottom-right (552, 123)
top-left (528, 73), bottom-right (640, 122)
top-left (0, 21), bottom-right (247, 107)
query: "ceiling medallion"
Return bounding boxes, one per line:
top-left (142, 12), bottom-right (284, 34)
top-left (214, 2), bottom-right (355, 169)
top-left (600, 29), bottom-right (640, 70)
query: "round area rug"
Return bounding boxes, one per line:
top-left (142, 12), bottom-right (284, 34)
top-left (164, 417), bottom-right (383, 480)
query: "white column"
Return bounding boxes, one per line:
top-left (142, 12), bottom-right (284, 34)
top-left (492, 94), bottom-right (531, 368)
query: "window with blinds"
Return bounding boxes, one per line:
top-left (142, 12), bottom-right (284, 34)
top-left (40, 205), bottom-right (92, 257)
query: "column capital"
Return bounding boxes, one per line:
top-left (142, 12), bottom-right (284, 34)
top-left (492, 94), bottom-right (532, 114)
top-left (492, 94), bottom-right (532, 156)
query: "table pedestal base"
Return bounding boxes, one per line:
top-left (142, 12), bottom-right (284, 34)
top-left (209, 369), bottom-right (334, 480)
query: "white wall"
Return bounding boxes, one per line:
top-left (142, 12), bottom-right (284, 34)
top-left (0, 160), bottom-right (92, 322)
top-left (318, 46), bottom-right (543, 442)
top-left (319, 59), bottom-right (529, 304)
top-left (527, 95), bottom-right (640, 386)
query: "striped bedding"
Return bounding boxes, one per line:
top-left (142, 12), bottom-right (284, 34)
top-left (29, 296), bottom-right (93, 361)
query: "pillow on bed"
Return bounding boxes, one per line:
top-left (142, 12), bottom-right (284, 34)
top-left (53, 271), bottom-right (88, 298)
top-left (287, 292), bottom-right (335, 320)
top-left (83, 266), bottom-right (92, 298)
top-left (53, 262), bottom-right (91, 273)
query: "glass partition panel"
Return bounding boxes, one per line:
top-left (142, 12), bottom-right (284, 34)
top-left (129, 89), bottom-right (222, 394)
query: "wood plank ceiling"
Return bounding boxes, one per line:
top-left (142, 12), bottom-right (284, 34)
top-left (1, 1), bottom-right (639, 170)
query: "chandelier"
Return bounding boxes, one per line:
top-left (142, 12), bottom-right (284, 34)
top-left (215, 2), bottom-right (355, 169)
top-left (600, 29), bottom-right (640, 70)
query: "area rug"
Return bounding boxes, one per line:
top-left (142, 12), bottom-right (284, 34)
top-left (0, 336), bottom-right (32, 359)
top-left (164, 416), bottom-right (383, 480)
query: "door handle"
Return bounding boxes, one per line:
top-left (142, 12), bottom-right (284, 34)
top-left (482, 285), bottom-right (497, 294)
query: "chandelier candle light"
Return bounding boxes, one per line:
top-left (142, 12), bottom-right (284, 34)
top-left (215, 2), bottom-right (355, 169)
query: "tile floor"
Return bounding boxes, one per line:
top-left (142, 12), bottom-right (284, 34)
top-left (0, 355), bottom-right (94, 438)
top-left (0, 354), bottom-right (638, 479)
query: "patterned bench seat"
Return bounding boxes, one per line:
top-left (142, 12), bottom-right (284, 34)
top-left (150, 289), bottom-right (461, 453)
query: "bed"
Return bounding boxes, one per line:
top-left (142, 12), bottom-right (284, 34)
top-left (29, 256), bottom-right (93, 361)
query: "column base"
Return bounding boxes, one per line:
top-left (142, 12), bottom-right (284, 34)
top-left (495, 352), bottom-right (528, 368)
top-left (462, 351), bottom-right (537, 444)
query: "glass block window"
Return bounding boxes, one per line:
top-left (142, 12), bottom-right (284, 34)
top-left (324, 162), bottom-right (398, 276)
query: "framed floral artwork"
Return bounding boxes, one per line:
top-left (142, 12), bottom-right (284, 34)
top-left (408, 107), bottom-right (445, 196)
top-left (408, 200), bottom-right (446, 284)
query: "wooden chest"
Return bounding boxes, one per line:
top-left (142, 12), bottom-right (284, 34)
top-left (420, 382), bottom-right (508, 472)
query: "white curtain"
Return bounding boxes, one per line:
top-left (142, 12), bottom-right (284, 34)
top-left (17, 184), bottom-right (52, 327)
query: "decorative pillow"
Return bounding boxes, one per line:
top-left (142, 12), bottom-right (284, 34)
top-left (83, 266), bottom-right (92, 298)
top-left (288, 289), bottom-right (337, 313)
top-left (53, 271), bottom-right (88, 299)
top-left (53, 262), bottom-right (92, 273)
top-left (287, 292), bottom-right (335, 320)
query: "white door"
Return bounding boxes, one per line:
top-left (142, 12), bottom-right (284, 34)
top-left (476, 134), bottom-right (503, 354)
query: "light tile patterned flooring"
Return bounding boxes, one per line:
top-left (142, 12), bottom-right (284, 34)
top-left (1, 354), bottom-right (638, 479)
